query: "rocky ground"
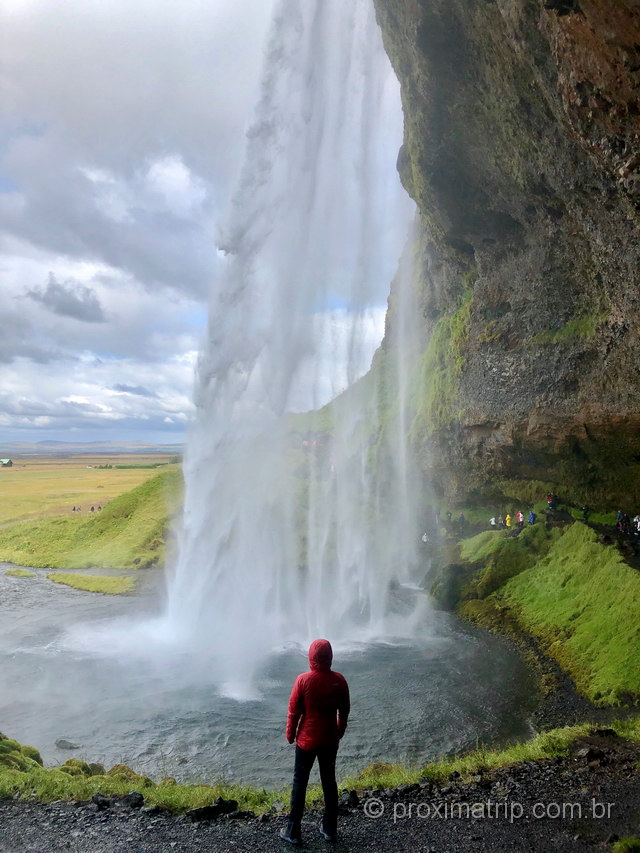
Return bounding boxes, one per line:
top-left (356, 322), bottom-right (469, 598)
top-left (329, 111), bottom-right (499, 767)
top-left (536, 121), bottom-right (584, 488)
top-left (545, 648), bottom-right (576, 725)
top-left (2, 730), bottom-right (639, 852)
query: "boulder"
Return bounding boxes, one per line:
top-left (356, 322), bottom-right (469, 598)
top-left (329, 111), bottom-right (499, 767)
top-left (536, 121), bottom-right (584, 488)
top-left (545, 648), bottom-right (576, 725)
top-left (121, 791), bottom-right (144, 809)
top-left (55, 739), bottom-right (80, 751)
top-left (91, 793), bottom-right (111, 811)
top-left (213, 796), bottom-right (239, 815)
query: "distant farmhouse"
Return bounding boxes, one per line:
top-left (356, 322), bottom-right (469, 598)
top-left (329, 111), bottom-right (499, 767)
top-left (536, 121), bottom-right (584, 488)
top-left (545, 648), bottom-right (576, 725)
top-left (0, 459), bottom-right (13, 467)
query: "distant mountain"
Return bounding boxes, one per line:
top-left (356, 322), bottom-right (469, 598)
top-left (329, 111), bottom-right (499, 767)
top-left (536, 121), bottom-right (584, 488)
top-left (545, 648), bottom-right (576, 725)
top-left (0, 440), bottom-right (183, 456)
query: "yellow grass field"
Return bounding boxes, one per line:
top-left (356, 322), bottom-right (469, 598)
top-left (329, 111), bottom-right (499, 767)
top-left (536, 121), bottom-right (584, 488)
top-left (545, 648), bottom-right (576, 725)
top-left (0, 455), bottom-right (178, 527)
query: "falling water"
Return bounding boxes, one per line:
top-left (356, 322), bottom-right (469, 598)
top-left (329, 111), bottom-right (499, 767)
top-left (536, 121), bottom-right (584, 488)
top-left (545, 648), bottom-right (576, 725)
top-left (164, 0), bottom-right (423, 693)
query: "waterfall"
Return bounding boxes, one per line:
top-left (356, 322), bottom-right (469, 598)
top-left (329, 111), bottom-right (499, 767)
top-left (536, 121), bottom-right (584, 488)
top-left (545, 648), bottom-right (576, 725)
top-left (164, 0), bottom-right (423, 695)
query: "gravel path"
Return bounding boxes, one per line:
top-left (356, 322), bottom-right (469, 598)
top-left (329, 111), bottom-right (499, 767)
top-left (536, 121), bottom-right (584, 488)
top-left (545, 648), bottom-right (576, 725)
top-left (2, 731), bottom-right (640, 852)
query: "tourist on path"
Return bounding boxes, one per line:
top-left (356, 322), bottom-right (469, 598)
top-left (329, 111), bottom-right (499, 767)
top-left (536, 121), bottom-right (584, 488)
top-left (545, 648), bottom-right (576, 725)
top-left (528, 510), bottom-right (537, 525)
top-left (505, 513), bottom-right (512, 529)
top-left (516, 511), bottom-right (524, 529)
top-left (281, 639), bottom-right (350, 846)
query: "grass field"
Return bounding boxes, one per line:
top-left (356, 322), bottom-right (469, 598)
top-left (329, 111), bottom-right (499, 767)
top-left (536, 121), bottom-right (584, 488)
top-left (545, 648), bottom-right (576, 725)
top-left (0, 470), bottom-right (182, 569)
top-left (0, 455), bottom-right (177, 527)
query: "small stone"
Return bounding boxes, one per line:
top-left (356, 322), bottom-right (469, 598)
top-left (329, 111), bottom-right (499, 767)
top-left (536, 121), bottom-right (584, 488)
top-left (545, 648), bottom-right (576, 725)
top-left (122, 791), bottom-right (144, 809)
top-left (271, 800), bottom-right (286, 813)
top-left (187, 805), bottom-right (221, 822)
top-left (141, 805), bottom-right (162, 816)
top-left (91, 793), bottom-right (111, 811)
top-left (258, 813), bottom-right (270, 823)
top-left (214, 796), bottom-right (239, 814)
top-left (575, 746), bottom-right (604, 762)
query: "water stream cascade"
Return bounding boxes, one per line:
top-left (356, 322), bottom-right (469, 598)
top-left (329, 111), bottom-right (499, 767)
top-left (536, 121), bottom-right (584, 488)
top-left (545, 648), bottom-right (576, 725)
top-left (164, 0), bottom-right (425, 694)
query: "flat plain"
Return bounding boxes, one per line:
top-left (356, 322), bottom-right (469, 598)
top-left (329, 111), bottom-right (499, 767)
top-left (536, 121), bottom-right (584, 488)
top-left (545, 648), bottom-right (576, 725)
top-left (0, 455), bottom-right (177, 527)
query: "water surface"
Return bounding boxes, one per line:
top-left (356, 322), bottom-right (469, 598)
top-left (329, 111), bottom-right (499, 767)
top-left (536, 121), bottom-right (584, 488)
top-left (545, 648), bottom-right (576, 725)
top-left (0, 566), bottom-right (538, 786)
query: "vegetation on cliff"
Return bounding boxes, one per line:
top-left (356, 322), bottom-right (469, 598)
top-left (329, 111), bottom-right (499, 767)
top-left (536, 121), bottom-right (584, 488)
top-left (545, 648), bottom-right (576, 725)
top-left (0, 470), bottom-right (181, 569)
top-left (439, 523), bottom-right (640, 705)
top-left (373, 0), bottom-right (640, 509)
top-left (411, 277), bottom-right (473, 436)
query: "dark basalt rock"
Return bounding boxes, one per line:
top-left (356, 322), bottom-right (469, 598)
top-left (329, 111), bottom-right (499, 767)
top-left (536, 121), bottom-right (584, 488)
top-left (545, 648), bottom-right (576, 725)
top-left (373, 0), bottom-right (640, 510)
top-left (121, 791), bottom-right (144, 809)
top-left (186, 797), bottom-right (239, 822)
top-left (91, 793), bottom-right (111, 811)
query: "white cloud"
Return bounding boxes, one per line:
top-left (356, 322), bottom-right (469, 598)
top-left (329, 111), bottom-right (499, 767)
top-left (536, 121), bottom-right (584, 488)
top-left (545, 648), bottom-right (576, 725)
top-left (146, 156), bottom-right (207, 217)
top-left (0, 0), bottom-right (274, 441)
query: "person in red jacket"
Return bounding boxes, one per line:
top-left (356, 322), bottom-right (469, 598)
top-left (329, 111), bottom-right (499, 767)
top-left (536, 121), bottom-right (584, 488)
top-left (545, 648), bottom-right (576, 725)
top-left (280, 638), bottom-right (350, 845)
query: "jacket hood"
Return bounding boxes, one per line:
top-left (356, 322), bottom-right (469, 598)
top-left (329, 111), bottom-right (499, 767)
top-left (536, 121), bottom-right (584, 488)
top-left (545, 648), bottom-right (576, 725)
top-left (309, 638), bottom-right (333, 672)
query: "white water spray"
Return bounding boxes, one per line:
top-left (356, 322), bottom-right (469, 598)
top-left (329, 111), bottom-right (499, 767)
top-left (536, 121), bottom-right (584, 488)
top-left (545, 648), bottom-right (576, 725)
top-left (164, 0), bottom-right (424, 692)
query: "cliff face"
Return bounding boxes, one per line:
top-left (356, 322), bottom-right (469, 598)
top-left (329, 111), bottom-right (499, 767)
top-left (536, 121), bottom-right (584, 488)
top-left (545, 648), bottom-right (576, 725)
top-left (374, 0), bottom-right (640, 508)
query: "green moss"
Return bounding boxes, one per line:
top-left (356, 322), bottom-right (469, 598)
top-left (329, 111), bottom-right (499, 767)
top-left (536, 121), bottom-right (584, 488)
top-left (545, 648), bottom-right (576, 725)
top-left (4, 568), bottom-right (35, 578)
top-left (46, 573), bottom-right (135, 595)
top-left (566, 507), bottom-right (616, 525)
top-left (106, 763), bottom-right (144, 780)
top-left (531, 312), bottom-right (605, 345)
top-left (613, 840), bottom-right (640, 853)
top-left (497, 479), bottom-right (557, 507)
top-left (0, 734), bottom-right (43, 771)
top-left (411, 282), bottom-right (473, 436)
top-left (452, 523), bottom-right (640, 705)
top-left (500, 524), bottom-right (640, 704)
top-left (59, 759), bottom-right (95, 777)
top-left (0, 470), bottom-right (181, 569)
top-left (459, 530), bottom-right (507, 563)
top-left (460, 525), bottom-right (559, 600)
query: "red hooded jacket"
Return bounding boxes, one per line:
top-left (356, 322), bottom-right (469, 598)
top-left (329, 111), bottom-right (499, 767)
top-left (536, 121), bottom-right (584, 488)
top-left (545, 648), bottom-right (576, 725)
top-left (286, 639), bottom-right (350, 751)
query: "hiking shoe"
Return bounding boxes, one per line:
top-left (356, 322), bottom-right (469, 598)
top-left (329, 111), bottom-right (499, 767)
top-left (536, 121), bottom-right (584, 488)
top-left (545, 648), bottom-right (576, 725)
top-left (319, 823), bottom-right (337, 843)
top-left (279, 827), bottom-right (302, 846)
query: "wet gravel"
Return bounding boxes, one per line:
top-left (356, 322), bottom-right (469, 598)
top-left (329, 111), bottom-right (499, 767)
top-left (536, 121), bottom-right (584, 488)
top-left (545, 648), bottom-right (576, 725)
top-left (2, 731), bottom-right (639, 852)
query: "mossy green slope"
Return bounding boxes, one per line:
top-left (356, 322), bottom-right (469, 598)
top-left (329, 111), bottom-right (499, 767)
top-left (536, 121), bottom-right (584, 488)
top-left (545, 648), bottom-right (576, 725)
top-left (454, 523), bottom-right (640, 705)
top-left (501, 524), bottom-right (640, 705)
top-left (0, 470), bottom-right (181, 570)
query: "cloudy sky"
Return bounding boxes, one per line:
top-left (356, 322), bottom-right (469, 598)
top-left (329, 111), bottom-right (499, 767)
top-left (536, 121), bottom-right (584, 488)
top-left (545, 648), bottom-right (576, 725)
top-left (0, 0), bottom-right (277, 444)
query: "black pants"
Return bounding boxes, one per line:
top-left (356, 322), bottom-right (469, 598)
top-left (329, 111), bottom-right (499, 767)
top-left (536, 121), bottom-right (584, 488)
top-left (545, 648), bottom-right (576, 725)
top-left (286, 743), bottom-right (339, 840)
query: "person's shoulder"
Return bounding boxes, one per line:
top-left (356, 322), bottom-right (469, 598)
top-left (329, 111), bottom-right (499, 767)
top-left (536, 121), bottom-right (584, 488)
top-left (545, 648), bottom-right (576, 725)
top-left (332, 670), bottom-right (348, 686)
